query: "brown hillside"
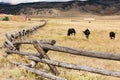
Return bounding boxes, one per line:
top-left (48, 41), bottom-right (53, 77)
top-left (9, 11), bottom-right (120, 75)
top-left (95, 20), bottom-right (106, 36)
top-left (0, 0), bottom-right (120, 17)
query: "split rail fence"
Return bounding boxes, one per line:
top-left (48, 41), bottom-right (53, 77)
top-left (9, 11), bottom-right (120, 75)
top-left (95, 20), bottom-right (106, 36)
top-left (1, 20), bottom-right (120, 80)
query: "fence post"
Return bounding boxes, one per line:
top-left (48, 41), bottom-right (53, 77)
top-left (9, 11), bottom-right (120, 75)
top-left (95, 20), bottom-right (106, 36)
top-left (33, 40), bottom-right (59, 75)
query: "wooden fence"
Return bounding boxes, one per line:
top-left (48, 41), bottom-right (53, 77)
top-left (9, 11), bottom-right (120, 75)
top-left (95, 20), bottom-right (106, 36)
top-left (1, 20), bottom-right (120, 80)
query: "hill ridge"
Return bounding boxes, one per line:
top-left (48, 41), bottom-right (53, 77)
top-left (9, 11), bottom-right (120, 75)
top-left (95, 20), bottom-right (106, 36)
top-left (0, 0), bottom-right (120, 17)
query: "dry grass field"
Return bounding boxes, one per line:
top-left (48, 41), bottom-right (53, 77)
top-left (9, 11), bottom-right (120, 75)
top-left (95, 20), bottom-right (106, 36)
top-left (0, 15), bottom-right (26, 21)
top-left (0, 17), bottom-right (120, 80)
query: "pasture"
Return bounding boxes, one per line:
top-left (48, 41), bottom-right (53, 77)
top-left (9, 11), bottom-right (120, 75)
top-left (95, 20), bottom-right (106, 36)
top-left (0, 17), bottom-right (120, 80)
top-left (0, 15), bottom-right (26, 21)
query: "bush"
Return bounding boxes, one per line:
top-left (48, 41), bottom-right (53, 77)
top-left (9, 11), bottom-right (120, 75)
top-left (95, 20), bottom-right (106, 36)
top-left (2, 16), bottom-right (9, 21)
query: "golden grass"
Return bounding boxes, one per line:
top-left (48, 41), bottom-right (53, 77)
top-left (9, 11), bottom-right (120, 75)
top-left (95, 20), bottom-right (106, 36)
top-left (1, 18), bottom-right (120, 80)
top-left (29, 18), bottom-right (120, 80)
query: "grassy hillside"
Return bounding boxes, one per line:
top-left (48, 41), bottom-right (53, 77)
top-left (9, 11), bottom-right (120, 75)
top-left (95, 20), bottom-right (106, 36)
top-left (0, 17), bottom-right (120, 80)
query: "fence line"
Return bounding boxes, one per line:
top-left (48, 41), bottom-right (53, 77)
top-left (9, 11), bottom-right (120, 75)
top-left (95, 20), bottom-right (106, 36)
top-left (1, 20), bottom-right (120, 79)
top-left (4, 39), bottom-right (120, 79)
top-left (1, 20), bottom-right (46, 49)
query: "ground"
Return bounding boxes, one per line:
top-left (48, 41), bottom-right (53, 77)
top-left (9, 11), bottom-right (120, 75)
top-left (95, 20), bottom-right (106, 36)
top-left (0, 16), bottom-right (120, 80)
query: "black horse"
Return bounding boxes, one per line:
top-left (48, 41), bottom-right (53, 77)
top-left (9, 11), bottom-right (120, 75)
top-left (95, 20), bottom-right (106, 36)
top-left (67, 28), bottom-right (76, 36)
top-left (83, 29), bottom-right (90, 39)
top-left (109, 32), bottom-right (115, 39)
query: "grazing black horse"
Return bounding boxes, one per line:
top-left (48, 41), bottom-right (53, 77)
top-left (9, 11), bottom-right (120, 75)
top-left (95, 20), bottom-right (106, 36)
top-left (83, 29), bottom-right (90, 39)
top-left (67, 28), bottom-right (76, 36)
top-left (109, 32), bottom-right (115, 39)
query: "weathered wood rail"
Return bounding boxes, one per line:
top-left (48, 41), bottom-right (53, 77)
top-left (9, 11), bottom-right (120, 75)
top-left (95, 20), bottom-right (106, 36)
top-left (28, 56), bottom-right (120, 78)
top-left (12, 40), bottom-right (120, 61)
top-left (1, 20), bottom-right (120, 79)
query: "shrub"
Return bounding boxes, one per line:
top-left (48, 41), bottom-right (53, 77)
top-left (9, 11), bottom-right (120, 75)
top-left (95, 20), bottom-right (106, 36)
top-left (2, 16), bottom-right (9, 21)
